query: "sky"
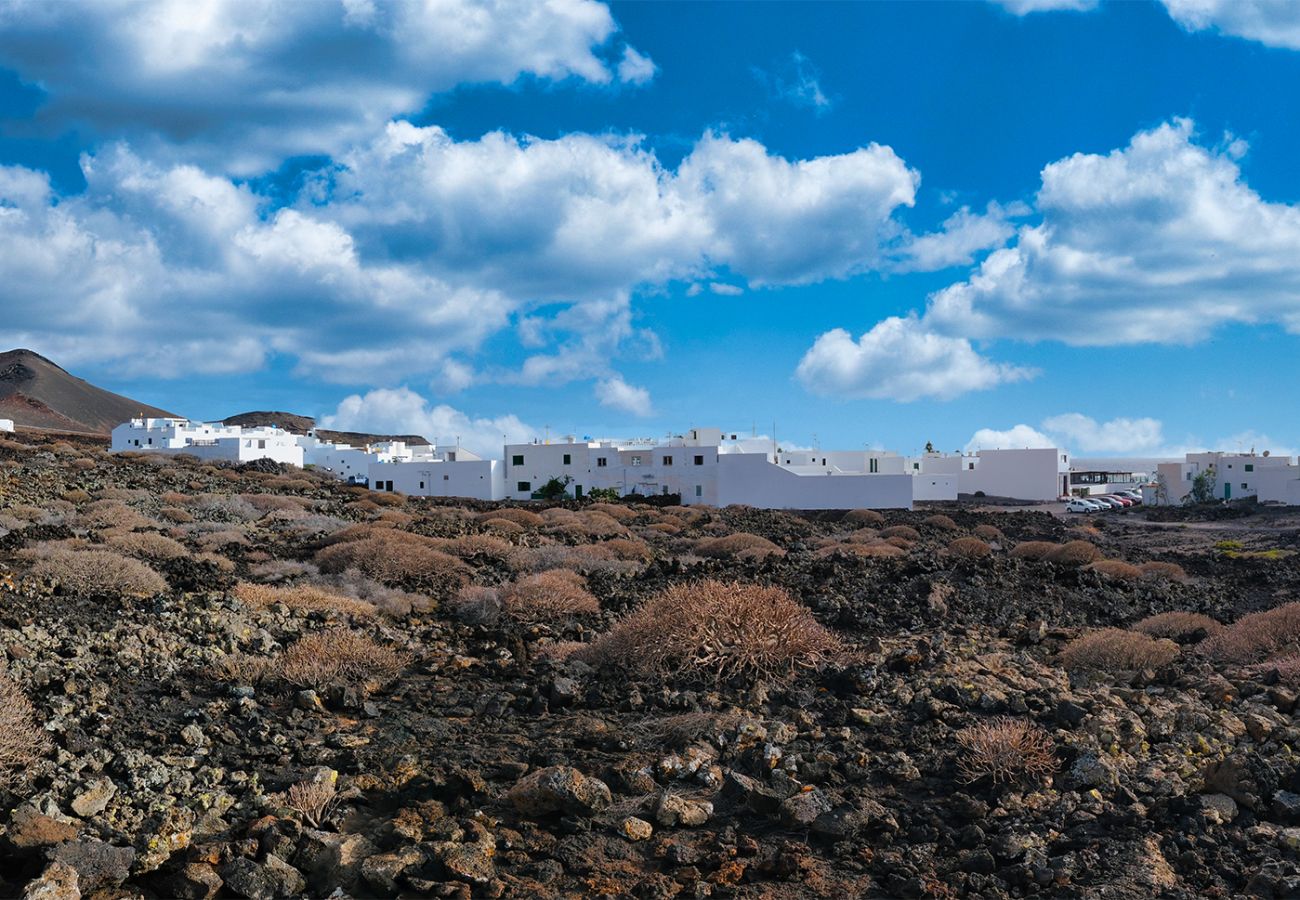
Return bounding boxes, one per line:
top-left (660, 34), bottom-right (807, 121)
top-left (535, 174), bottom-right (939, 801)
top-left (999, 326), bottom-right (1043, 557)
top-left (1, 0), bottom-right (1299, 458)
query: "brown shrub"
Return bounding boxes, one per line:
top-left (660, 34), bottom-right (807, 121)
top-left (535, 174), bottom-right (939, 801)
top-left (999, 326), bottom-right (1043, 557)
top-left (1246, 655), bottom-right (1300, 685)
top-left (880, 525), bottom-right (921, 542)
top-left (209, 653), bottom-right (272, 685)
top-left (449, 585), bottom-right (504, 624)
top-left (844, 529), bottom-right (880, 544)
top-left (813, 542), bottom-right (904, 560)
top-left (1045, 540), bottom-right (1102, 567)
top-left (1009, 541), bottom-right (1056, 561)
top-left (923, 514), bottom-right (959, 531)
top-left (315, 530), bottom-right (470, 586)
top-left (597, 538), bottom-right (653, 562)
top-left (159, 506), bottom-right (194, 524)
top-left (577, 511), bottom-right (629, 538)
top-left (368, 491), bottom-right (407, 508)
top-left (1083, 559), bottom-right (1143, 581)
top-left (1058, 628), bottom-right (1179, 671)
top-left (234, 582), bottom-right (377, 618)
top-left (1139, 561), bottom-right (1189, 583)
top-left (579, 580), bottom-right (842, 681)
top-left (587, 502), bottom-right (638, 523)
top-left (645, 522), bottom-right (682, 536)
top-left (501, 570), bottom-right (600, 620)
top-left (956, 718), bottom-right (1056, 785)
top-left (0, 670), bottom-right (47, 791)
top-left (1131, 612), bottom-right (1223, 643)
top-left (1201, 602), bottom-right (1300, 664)
top-left (195, 528), bottom-right (251, 551)
top-left (25, 546), bottom-right (167, 597)
top-left (479, 508), bottom-right (544, 528)
top-left (884, 536), bottom-right (915, 550)
top-left (843, 509), bottom-right (885, 527)
top-left (104, 531), bottom-right (189, 562)
top-left (60, 489), bottom-right (91, 504)
top-left (436, 534), bottom-right (516, 563)
top-left (948, 537), bottom-right (992, 559)
top-left (480, 517), bottom-right (525, 535)
top-left (277, 630), bottom-right (406, 690)
top-left (76, 499), bottom-right (153, 532)
top-left (279, 774), bottom-right (338, 828)
top-left (160, 491), bottom-right (191, 506)
top-left (693, 533), bottom-right (783, 559)
top-left (973, 524), bottom-right (1004, 542)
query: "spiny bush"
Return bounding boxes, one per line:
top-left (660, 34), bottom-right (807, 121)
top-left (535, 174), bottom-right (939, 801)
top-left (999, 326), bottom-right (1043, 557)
top-left (314, 530), bottom-right (470, 586)
top-left (104, 531), bottom-right (189, 562)
top-left (1139, 561), bottom-right (1189, 583)
top-left (923, 514), bottom-right (959, 531)
top-left (692, 533), bottom-right (783, 559)
top-left (948, 537), bottom-right (992, 560)
top-left (0, 670), bottom-right (48, 791)
top-left (579, 580), bottom-right (842, 681)
top-left (159, 506), bottom-right (194, 524)
top-left (843, 528), bottom-right (880, 545)
top-left (842, 509), bottom-right (885, 527)
top-left (278, 774), bottom-right (338, 828)
top-left (1009, 541), bottom-right (1056, 561)
top-left (880, 525), bottom-right (921, 542)
top-left (435, 534), bottom-right (516, 564)
top-left (956, 718), bottom-right (1056, 785)
top-left (1201, 602), bottom-right (1300, 664)
top-left (813, 542), bottom-right (904, 560)
top-left (1058, 628), bottom-right (1179, 671)
top-left (501, 570), bottom-right (600, 620)
top-left (1045, 540), bottom-right (1102, 567)
top-left (884, 536), bottom-right (915, 550)
top-left (577, 511), bottom-right (629, 538)
top-left (645, 522), bottom-right (682, 536)
top-left (277, 630), bottom-right (406, 690)
top-left (195, 528), bottom-right (252, 551)
top-left (478, 508), bottom-right (544, 528)
top-left (480, 517), bottom-right (525, 534)
top-left (210, 653), bottom-right (272, 685)
top-left (973, 524), bottom-right (1004, 542)
top-left (1083, 559), bottom-right (1143, 581)
top-left (449, 585), bottom-right (504, 624)
top-left (234, 582), bottom-right (378, 618)
top-left (25, 546), bottom-right (167, 597)
top-left (1246, 655), bottom-right (1300, 685)
top-left (596, 538), bottom-right (652, 562)
top-left (76, 499), bottom-right (154, 532)
top-left (587, 502), bottom-right (639, 523)
top-left (1131, 612), bottom-right (1223, 643)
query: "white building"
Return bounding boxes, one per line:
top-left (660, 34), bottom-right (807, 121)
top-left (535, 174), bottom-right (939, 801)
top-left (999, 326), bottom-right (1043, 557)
top-left (368, 454), bottom-right (504, 501)
top-left (911, 448), bottom-right (1071, 502)
top-left (111, 418), bottom-right (304, 466)
top-left (502, 427), bottom-right (913, 509)
top-left (1150, 451), bottom-right (1300, 504)
top-left (0, 418), bottom-right (13, 433)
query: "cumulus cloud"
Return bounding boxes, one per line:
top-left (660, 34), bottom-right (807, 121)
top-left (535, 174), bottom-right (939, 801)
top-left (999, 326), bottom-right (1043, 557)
top-left (1161, 0), bottom-right (1300, 50)
top-left (989, 0), bottom-right (1099, 13)
top-left (794, 316), bottom-right (1037, 402)
top-left (964, 424), bottom-right (1056, 452)
top-left (319, 387), bottom-right (535, 456)
top-left (0, 0), bottom-right (642, 172)
top-left (894, 202), bottom-right (1024, 272)
top-left (925, 119), bottom-right (1300, 345)
top-left (594, 376), bottom-right (654, 417)
top-left (1040, 413), bottom-right (1165, 454)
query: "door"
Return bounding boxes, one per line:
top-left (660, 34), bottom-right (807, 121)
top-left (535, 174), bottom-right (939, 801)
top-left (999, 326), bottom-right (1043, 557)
top-left (574, 484), bottom-right (583, 499)
top-left (1225, 482), bottom-right (1231, 500)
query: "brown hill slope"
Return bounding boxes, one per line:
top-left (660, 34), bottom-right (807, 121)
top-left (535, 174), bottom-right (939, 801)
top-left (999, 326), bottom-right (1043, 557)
top-left (0, 349), bottom-right (177, 434)
top-left (223, 410), bottom-right (430, 446)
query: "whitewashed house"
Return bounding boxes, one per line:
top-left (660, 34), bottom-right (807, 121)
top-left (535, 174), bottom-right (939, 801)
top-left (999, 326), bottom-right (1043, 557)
top-left (368, 451), bottom-right (504, 501)
top-left (111, 418), bottom-right (304, 466)
top-left (0, 418), bottom-right (13, 433)
top-left (910, 448), bottom-right (1070, 502)
top-left (1151, 451), bottom-right (1300, 504)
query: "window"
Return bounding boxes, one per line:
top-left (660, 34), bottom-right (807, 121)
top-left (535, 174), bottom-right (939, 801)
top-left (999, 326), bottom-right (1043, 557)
top-left (695, 485), bottom-right (702, 497)
top-left (1242, 483), bottom-right (1249, 489)
top-left (869, 458), bottom-right (878, 473)
top-left (517, 481), bottom-right (531, 492)
top-left (563, 453), bottom-right (571, 465)
top-left (419, 481), bottom-right (425, 489)
top-left (147, 438), bottom-right (153, 445)
top-left (662, 455), bottom-right (673, 466)
top-left (443, 475), bottom-right (449, 481)
top-left (630, 455), bottom-right (642, 466)
top-left (912, 462), bottom-right (920, 470)
top-left (447, 452), bottom-right (456, 462)
top-left (258, 440), bottom-right (266, 449)
top-left (694, 455), bottom-right (704, 466)
top-left (511, 454), bottom-right (524, 466)
top-left (597, 457), bottom-right (607, 467)
top-left (1246, 464), bottom-right (1255, 472)
top-left (968, 462), bottom-right (975, 470)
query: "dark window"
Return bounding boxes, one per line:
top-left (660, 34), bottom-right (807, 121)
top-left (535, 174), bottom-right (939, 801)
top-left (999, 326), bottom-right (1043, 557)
top-left (563, 454), bottom-right (571, 465)
top-left (662, 455), bottom-right (673, 466)
top-left (968, 463), bottom-right (975, 470)
top-left (694, 455), bottom-right (704, 466)
top-left (419, 481), bottom-right (425, 489)
top-left (443, 475), bottom-right (449, 481)
top-left (147, 438), bottom-right (153, 445)
top-left (695, 485), bottom-right (702, 497)
top-left (517, 481), bottom-right (531, 492)
top-left (511, 454), bottom-right (524, 466)
top-left (1245, 464), bottom-right (1255, 472)
top-left (1242, 483), bottom-right (1248, 489)
top-left (596, 457), bottom-right (607, 467)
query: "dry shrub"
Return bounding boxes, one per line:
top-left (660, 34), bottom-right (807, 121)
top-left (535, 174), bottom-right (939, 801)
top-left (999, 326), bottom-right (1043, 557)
top-left (579, 580), bottom-right (842, 681)
top-left (277, 630), bottom-right (406, 690)
top-left (25, 546), bottom-right (167, 597)
top-left (76, 499), bottom-right (153, 532)
top-left (60, 489), bottom-right (91, 504)
top-left (196, 552), bottom-right (238, 574)
top-left (1132, 612), bottom-right (1223, 643)
top-left (159, 506), bottom-right (194, 524)
top-left (479, 508), bottom-right (543, 528)
top-left (315, 530), bottom-right (470, 586)
top-left (1045, 540), bottom-right (1102, 567)
top-left (578, 511), bottom-right (628, 538)
top-left (884, 536), bottom-right (915, 550)
top-left (280, 774), bottom-right (338, 827)
top-left (973, 524), bottom-right (1004, 542)
top-left (956, 718), bottom-right (1056, 784)
top-left (646, 522), bottom-right (682, 536)
top-left (196, 528), bottom-right (251, 551)
top-left (1246, 655), bottom-right (1300, 685)
top-left (880, 525), bottom-right (921, 542)
top-left (105, 531), bottom-right (189, 562)
top-left (160, 491), bottom-right (191, 506)
top-left (541, 507), bottom-right (578, 522)
top-left (241, 493), bottom-right (307, 514)
top-left (366, 489), bottom-right (405, 506)
top-left (1059, 628), bottom-right (1179, 671)
top-left (844, 529), bottom-right (880, 544)
top-left (923, 514), bottom-right (959, 531)
top-left (436, 534), bottom-right (516, 563)
top-left (67, 457), bottom-right (96, 471)
top-left (480, 517), bottom-right (525, 535)
top-left (588, 502), bottom-right (638, 523)
top-left (843, 509), bottom-right (885, 527)
top-left (234, 582), bottom-right (377, 618)
top-left (1010, 541), bottom-right (1056, 561)
top-left (210, 653), bottom-right (271, 685)
top-left (346, 499), bottom-right (382, 516)
top-left (693, 533), bottom-right (783, 559)
top-left (501, 570), bottom-right (600, 619)
top-left (1202, 602), bottom-right (1300, 664)
top-left (948, 537), bottom-right (992, 560)
top-left (534, 640), bottom-right (586, 663)
top-left (597, 538), bottom-right (653, 562)
top-left (0, 670), bottom-right (47, 791)
top-left (814, 542), bottom-right (904, 560)
top-left (1139, 561), bottom-right (1188, 583)
top-left (449, 585), bottom-right (503, 624)
top-left (1083, 560), bottom-right (1143, 581)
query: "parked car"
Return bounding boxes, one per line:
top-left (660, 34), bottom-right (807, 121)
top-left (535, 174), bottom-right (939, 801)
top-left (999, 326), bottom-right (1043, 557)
top-left (1066, 498), bottom-right (1098, 513)
top-left (1089, 496), bottom-right (1123, 509)
top-left (1116, 490), bottom-right (1143, 504)
top-left (1102, 494), bottom-right (1134, 507)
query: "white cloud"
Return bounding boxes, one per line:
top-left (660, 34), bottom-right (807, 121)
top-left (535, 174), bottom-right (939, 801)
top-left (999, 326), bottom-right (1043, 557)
top-left (965, 424), bottom-right (1056, 452)
top-left (617, 45), bottom-right (657, 84)
top-left (794, 316), bottom-right (1037, 402)
top-left (926, 119), bottom-right (1300, 346)
top-left (1161, 0), bottom-right (1300, 50)
top-left (0, 0), bottom-right (641, 173)
top-left (894, 202), bottom-right (1023, 272)
top-left (989, 0), bottom-right (1098, 14)
top-left (594, 376), bottom-right (654, 417)
top-left (709, 282), bottom-right (743, 296)
top-left (1040, 413), bottom-right (1165, 454)
top-left (764, 51), bottom-right (832, 112)
top-left (319, 387), bottom-right (535, 457)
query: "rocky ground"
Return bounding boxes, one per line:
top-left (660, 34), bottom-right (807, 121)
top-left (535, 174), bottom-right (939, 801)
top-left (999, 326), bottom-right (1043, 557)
top-left (2, 432), bottom-right (1300, 898)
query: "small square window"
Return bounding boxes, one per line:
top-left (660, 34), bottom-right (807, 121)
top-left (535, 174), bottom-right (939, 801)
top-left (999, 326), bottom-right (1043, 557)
top-left (563, 453), bottom-right (571, 465)
top-left (597, 457), bottom-right (607, 467)
top-left (662, 455), bottom-right (673, 466)
top-left (1245, 464), bottom-right (1254, 472)
top-left (1242, 483), bottom-right (1248, 489)
top-left (517, 481), bottom-right (531, 492)
top-left (968, 462), bottom-right (975, 470)
top-left (511, 454), bottom-right (524, 466)
top-left (443, 474), bottom-right (449, 481)
top-left (630, 455), bottom-right (642, 466)
top-left (694, 455), bottom-right (704, 466)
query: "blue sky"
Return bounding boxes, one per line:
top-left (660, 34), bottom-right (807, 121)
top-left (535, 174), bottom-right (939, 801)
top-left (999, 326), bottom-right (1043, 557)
top-left (1, 0), bottom-right (1299, 457)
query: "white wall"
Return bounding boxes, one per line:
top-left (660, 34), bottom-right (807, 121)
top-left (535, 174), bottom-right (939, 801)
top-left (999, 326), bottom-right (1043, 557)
top-left (913, 473), bottom-right (958, 501)
top-left (716, 454), bottom-right (913, 510)
top-left (960, 448), bottom-right (1069, 502)
top-left (369, 459), bottom-right (504, 501)
top-left (110, 419), bottom-right (303, 466)
top-left (0, 418), bottom-right (12, 433)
